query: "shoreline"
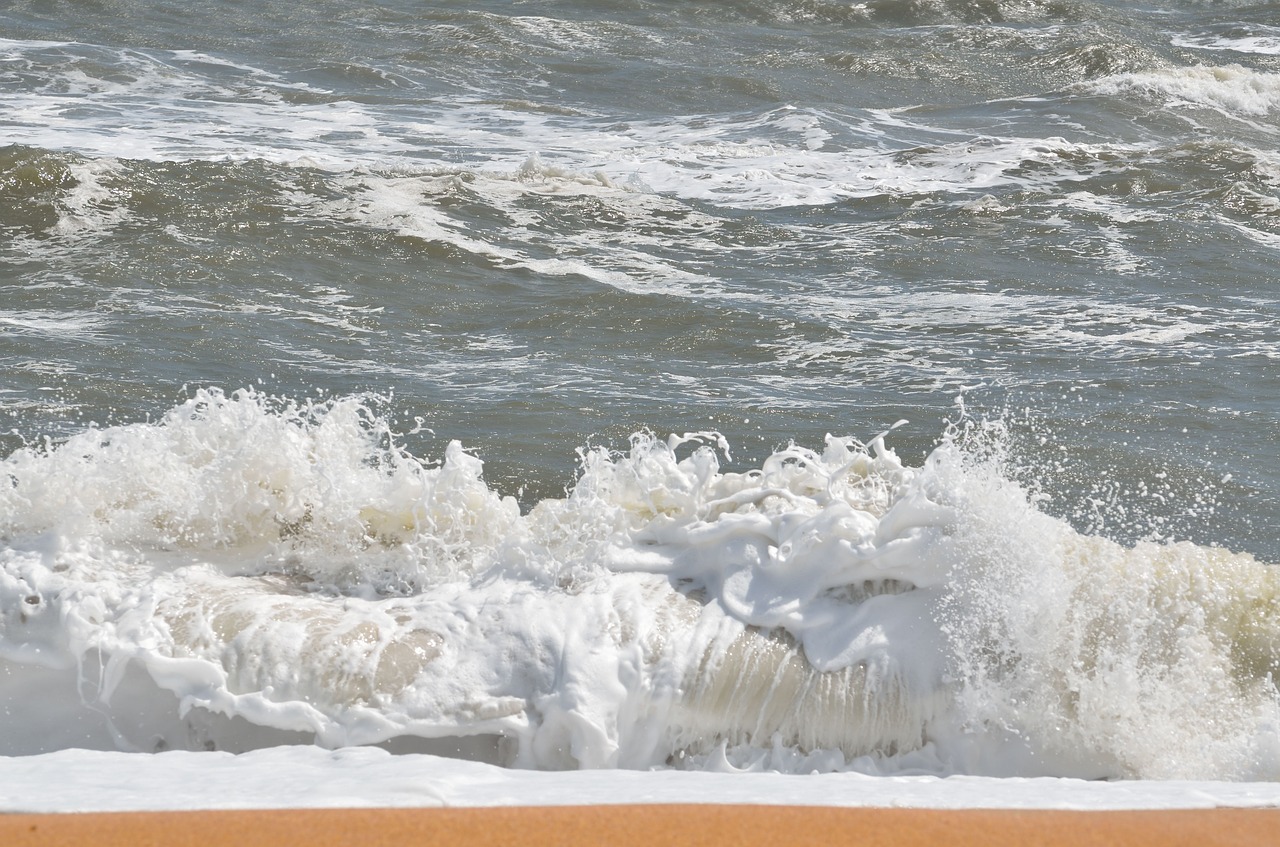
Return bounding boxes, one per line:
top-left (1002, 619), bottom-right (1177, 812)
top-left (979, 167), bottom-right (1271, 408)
top-left (6, 806), bottom-right (1280, 847)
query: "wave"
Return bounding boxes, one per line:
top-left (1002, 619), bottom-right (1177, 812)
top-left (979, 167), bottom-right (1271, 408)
top-left (1173, 25), bottom-right (1280, 57)
top-left (2, 389), bottom-right (1277, 779)
top-left (1087, 64), bottom-right (1280, 120)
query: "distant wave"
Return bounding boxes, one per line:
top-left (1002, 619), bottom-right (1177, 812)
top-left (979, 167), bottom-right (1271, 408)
top-left (1087, 64), bottom-right (1280, 118)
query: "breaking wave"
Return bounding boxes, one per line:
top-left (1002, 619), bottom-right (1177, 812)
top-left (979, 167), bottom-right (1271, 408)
top-left (1, 389), bottom-right (1277, 779)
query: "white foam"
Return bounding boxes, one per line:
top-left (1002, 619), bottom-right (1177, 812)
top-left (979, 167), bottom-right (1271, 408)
top-left (1173, 30), bottom-right (1280, 57)
top-left (0, 37), bottom-right (1190, 213)
top-left (46, 158), bottom-right (130, 236)
top-left (3, 392), bottom-right (1279, 780)
top-left (0, 309), bottom-right (109, 341)
top-left (3, 747), bottom-right (1280, 813)
top-left (327, 165), bottom-right (763, 304)
top-left (1088, 64), bottom-right (1280, 119)
top-left (1218, 216), bottom-right (1280, 252)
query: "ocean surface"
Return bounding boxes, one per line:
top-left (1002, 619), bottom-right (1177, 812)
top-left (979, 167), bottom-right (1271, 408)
top-left (3, 0), bottom-right (1280, 795)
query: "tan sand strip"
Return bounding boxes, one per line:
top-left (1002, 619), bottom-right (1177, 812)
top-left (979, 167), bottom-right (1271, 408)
top-left (4, 805), bottom-right (1280, 847)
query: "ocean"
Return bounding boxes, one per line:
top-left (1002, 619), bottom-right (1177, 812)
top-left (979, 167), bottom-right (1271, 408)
top-left (3, 0), bottom-right (1280, 803)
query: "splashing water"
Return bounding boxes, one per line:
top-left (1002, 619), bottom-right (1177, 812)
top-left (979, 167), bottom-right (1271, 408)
top-left (1, 389), bottom-right (1277, 779)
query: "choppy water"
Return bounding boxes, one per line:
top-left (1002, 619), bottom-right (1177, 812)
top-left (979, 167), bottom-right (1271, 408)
top-left (2, 0), bottom-right (1280, 780)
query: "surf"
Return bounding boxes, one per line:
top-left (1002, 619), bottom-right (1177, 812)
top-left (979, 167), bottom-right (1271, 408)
top-left (1, 389), bottom-right (1277, 779)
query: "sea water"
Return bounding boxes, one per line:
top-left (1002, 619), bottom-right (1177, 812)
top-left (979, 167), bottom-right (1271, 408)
top-left (3, 0), bottom-right (1280, 809)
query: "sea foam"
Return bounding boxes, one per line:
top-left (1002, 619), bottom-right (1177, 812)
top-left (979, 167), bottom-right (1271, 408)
top-left (1, 389), bottom-right (1277, 779)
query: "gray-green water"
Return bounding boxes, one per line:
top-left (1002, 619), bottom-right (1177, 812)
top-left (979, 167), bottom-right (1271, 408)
top-left (4, 0), bottom-right (1279, 554)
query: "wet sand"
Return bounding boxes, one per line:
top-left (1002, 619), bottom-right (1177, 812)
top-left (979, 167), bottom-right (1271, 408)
top-left (5, 806), bottom-right (1279, 846)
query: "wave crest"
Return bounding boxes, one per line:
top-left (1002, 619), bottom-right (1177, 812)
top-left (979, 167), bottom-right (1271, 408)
top-left (2, 392), bottom-right (1279, 779)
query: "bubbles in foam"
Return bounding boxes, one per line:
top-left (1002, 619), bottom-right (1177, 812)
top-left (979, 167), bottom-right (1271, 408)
top-left (929, 416), bottom-right (1280, 779)
top-left (2, 391), bottom-right (1279, 779)
top-left (0, 388), bottom-right (520, 590)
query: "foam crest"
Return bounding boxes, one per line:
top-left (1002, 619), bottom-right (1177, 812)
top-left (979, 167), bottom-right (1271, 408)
top-left (3, 396), bottom-right (1279, 779)
top-left (0, 389), bottom-right (520, 587)
top-left (48, 159), bottom-right (130, 236)
top-left (1088, 64), bottom-right (1280, 118)
top-left (1173, 29), bottom-right (1280, 57)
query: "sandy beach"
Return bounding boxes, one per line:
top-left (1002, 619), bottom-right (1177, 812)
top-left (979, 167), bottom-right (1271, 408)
top-left (6, 806), bottom-right (1280, 847)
